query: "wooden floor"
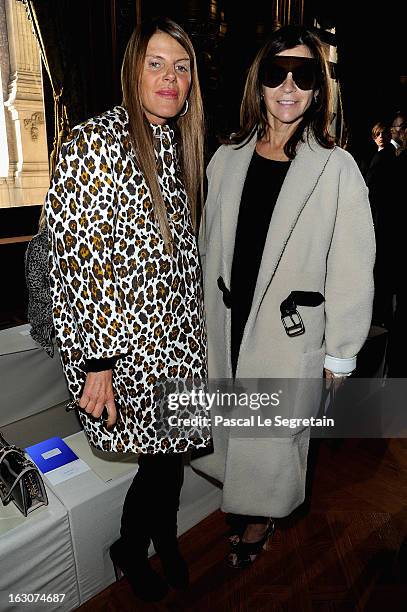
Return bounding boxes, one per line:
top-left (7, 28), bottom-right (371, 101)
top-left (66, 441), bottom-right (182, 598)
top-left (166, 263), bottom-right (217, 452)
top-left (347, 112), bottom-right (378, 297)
top-left (78, 438), bottom-right (407, 611)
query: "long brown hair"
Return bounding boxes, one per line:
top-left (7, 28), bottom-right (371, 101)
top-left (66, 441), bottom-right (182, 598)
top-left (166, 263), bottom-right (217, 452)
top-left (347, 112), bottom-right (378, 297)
top-left (121, 17), bottom-right (205, 253)
top-left (231, 25), bottom-right (335, 158)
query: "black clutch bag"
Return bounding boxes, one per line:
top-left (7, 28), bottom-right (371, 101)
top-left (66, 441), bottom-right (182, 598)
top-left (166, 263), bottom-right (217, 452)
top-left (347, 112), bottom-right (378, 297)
top-left (0, 433), bottom-right (48, 516)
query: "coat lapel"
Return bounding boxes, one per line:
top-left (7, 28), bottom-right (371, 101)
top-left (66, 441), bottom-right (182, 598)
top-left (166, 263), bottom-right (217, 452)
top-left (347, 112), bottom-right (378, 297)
top-left (239, 135), bottom-right (336, 348)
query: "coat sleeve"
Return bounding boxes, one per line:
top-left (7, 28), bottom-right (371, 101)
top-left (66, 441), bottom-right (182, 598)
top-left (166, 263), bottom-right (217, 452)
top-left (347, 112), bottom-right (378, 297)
top-left (45, 124), bottom-right (129, 361)
top-left (199, 145), bottom-right (228, 271)
top-left (198, 145), bottom-right (226, 275)
top-left (324, 152), bottom-right (376, 367)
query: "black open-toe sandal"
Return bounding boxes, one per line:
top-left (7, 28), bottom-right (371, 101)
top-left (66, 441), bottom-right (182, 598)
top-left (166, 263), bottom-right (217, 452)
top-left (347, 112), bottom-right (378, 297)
top-left (226, 514), bottom-right (248, 548)
top-left (226, 520), bottom-right (275, 569)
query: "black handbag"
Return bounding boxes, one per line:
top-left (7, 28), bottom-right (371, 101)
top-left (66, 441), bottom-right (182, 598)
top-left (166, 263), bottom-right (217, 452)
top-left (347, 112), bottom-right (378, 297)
top-left (0, 433), bottom-right (48, 516)
top-left (24, 228), bottom-right (55, 357)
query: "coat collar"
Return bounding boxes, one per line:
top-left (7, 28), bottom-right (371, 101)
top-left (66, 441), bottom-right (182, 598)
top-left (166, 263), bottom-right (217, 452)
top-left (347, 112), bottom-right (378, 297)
top-left (219, 130), bottom-right (336, 336)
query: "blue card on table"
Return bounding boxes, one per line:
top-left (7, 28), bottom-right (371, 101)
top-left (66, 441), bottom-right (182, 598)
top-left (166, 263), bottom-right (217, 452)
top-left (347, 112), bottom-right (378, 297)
top-left (26, 437), bottom-right (78, 474)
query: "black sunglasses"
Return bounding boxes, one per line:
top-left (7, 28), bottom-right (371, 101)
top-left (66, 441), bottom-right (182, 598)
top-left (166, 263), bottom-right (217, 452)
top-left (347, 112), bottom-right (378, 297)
top-left (260, 56), bottom-right (319, 91)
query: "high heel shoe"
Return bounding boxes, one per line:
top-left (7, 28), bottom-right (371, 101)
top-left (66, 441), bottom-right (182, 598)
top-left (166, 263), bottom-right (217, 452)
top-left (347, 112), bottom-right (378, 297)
top-left (226, 514), bottom-right (248, 548)
top-left (109, 538), bottom-right (169, 602)
top-left (151, 528), bottom-right (190, 591)
top-left (226, 520), bottom-right (275, 569)
top-left (159, 546), bottom-right (189, 590)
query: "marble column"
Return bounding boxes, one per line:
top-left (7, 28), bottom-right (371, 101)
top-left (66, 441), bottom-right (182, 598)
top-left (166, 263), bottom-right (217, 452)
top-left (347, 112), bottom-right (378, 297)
top-left (0, 0), bottom-right (49, 208)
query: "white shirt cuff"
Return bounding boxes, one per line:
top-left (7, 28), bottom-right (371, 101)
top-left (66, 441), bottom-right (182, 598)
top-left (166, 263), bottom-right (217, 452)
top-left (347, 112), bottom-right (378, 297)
top-left (324, 354), bottom-right (356, 375)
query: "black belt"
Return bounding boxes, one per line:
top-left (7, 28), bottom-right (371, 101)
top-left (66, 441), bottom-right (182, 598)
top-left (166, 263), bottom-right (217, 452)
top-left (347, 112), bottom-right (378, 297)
top-left (280, 291), bottom-right (325, 337)
top-left (217, 277), bottom-right (324, 338)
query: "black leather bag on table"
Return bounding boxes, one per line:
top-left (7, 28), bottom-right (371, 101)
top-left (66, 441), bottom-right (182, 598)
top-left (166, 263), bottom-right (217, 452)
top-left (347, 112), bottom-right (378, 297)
top-left (0, 432), bottom-right (48, 516)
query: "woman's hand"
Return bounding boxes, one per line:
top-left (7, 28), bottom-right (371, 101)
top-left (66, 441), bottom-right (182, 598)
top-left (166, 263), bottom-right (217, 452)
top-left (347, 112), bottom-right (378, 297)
top-left (79, 370), bottom-right (117, 428)
top-left (324, 368), bottom-right (346, 390)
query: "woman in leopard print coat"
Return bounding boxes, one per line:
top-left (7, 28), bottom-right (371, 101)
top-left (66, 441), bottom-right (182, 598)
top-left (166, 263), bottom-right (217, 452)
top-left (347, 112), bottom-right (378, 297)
top-left (45, 18), bottom-right (208, 601)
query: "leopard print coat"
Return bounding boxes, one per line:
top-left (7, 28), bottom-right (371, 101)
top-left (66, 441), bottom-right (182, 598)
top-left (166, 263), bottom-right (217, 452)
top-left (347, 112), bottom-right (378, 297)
top-left (45, 106), bottom-right (209, 454)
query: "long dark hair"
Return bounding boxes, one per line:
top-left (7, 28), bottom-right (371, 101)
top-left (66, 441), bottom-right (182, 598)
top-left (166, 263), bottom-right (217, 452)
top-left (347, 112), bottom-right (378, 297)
top-left (231, 25), bottom-right (335, 158)
top-left (121, 17), bottom-right (204, 253)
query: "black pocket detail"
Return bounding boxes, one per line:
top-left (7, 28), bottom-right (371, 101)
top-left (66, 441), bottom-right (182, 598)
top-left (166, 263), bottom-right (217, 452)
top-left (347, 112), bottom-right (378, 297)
top-left (217, 276), bottom-right (232, 309)
top-left (289, 291), bottom-right (325, 308)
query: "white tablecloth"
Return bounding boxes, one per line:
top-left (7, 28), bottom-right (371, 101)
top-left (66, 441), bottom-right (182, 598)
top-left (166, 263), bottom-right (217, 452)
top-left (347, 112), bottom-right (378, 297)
top-left (0, 486), bottom-right (79, 611)
top-left (0, 324), bottom-right (69, 427)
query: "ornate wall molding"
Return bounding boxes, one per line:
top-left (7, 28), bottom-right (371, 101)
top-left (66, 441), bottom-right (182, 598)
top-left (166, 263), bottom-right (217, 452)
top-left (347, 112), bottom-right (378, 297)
top-left (0, 0), bottom-right (49, 208)
top-left (23, 109), bottom-right (44, 140)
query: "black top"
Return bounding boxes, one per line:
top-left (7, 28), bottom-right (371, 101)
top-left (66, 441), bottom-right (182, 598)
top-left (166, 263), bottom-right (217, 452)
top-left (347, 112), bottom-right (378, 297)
top-left (230, 150), bottom-right (291, 377)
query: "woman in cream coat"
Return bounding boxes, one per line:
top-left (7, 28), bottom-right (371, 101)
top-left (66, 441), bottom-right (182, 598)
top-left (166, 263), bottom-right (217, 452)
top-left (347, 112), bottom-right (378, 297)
top-left (193, 25), bottom-right (375, 568)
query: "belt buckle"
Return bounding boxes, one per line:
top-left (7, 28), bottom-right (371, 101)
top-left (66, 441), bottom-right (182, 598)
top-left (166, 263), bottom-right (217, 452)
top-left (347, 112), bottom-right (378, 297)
top-left (281, 310), bottom-right (305, 337)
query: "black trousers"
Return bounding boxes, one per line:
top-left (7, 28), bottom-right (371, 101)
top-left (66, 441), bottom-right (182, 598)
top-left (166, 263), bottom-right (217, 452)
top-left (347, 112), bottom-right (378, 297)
top-left (120, 452), bottom-right (185, 558)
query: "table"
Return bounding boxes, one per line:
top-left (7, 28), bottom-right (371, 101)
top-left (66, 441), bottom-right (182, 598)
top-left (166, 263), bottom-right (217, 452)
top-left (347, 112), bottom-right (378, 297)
top-left (0, 485), bottom-right (79, 611)
top-left (0, 324), bottom-right (69, 427)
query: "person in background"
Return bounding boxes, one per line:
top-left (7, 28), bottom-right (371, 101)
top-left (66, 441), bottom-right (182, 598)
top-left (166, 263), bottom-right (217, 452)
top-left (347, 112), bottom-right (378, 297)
top-left (45, 17), bottom-right (208, 602)
top-left (386, 119), bottom-right (407, 376)
top-left (193, 24), bottom-right (375, 569)
top-left (372, 121), bottom-right (391, 152)
top-left (396, 120), bottom-right (407, 158)
top-left (366, 121), bottom-right (397, 329)
top-left (366, 121), bottom-right (395, 224)
top-left (390, 111), bottom-right (406, 152)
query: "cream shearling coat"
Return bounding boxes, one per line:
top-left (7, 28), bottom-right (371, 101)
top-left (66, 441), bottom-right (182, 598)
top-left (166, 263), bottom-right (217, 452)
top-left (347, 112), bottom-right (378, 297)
top-left (192, 133), bottom-right (375, 517)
